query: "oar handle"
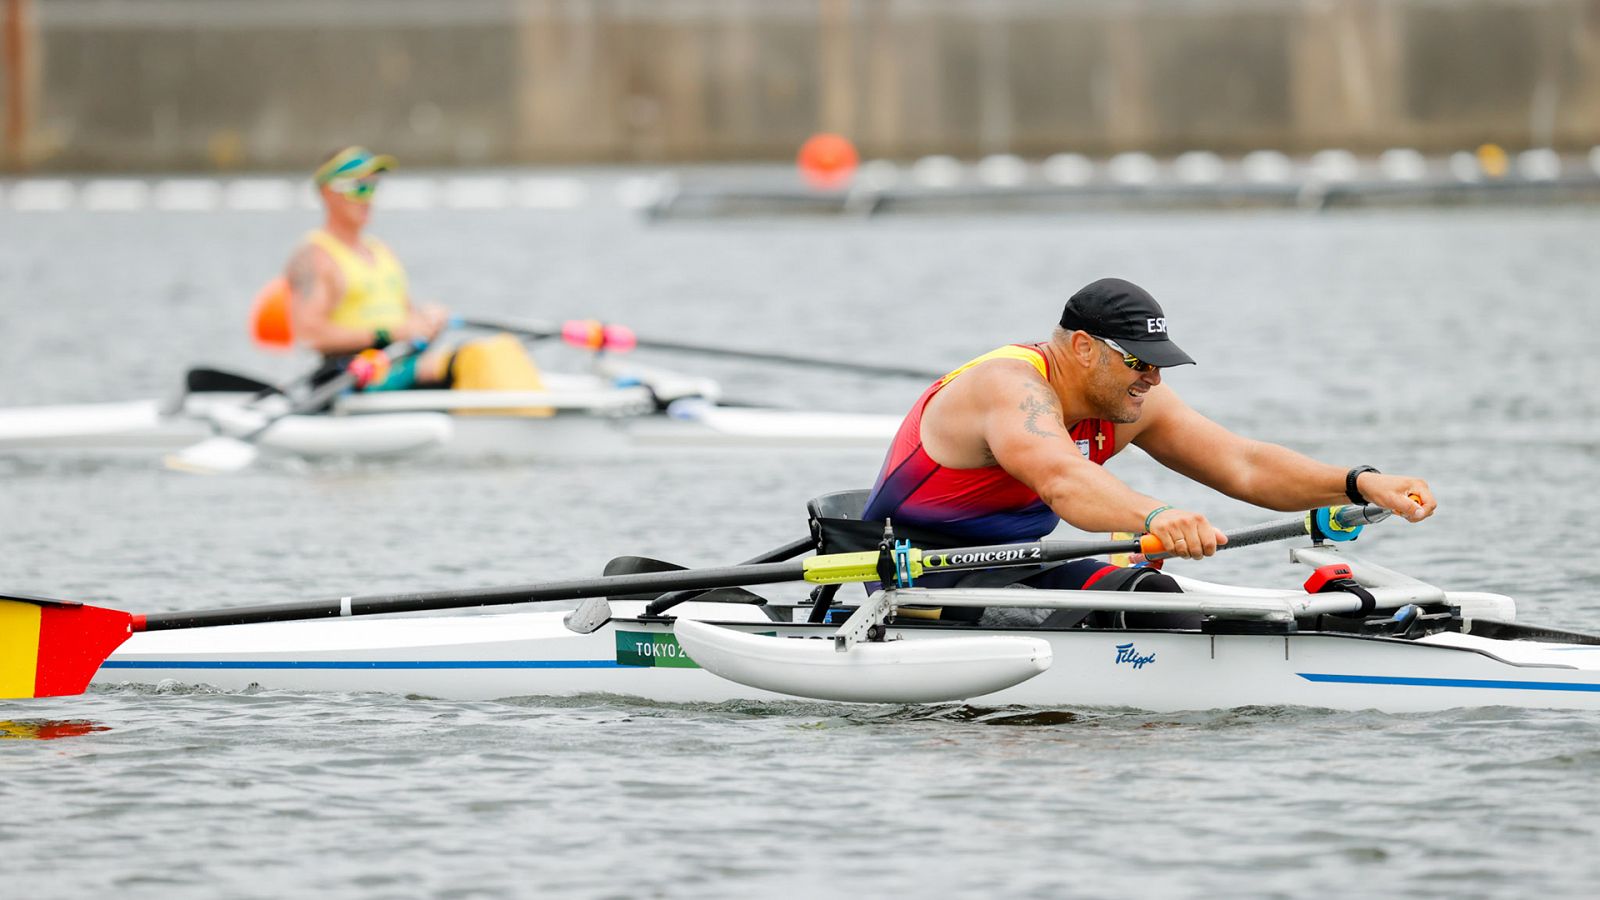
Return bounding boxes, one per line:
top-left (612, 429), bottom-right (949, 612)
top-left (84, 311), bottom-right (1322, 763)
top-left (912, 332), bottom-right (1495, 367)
top-left (234, 341), bottom-right (421, 443)
top-left (1139, 503), bottom-right (1392, 559)
top-left (914, 504), bottom-right (1393, 577)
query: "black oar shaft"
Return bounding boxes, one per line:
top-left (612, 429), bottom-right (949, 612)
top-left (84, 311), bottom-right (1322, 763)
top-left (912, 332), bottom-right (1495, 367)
top-left (644, 536), bottom-right (816, 616)
top-left (232, 341), bottom-right (420, 443)
top-left (138, 560), bottom-right (809, 631)
top-left (460, 316), bottom-right (943, 381)
top-left (622, 337), bottom-right (944, 380)
top-left (134, 505), bottom-right (1390, 632)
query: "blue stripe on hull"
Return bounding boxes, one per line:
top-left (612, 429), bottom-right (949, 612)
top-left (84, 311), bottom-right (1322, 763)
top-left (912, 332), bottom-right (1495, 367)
top-left (101, 659), bottom-right (623, 670)
top-left (1299, 673), bottom-right (1600, 693)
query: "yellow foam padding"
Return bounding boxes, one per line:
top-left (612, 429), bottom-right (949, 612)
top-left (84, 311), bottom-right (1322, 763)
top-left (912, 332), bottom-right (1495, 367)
top-left (893, 606), bottom-right (943, 620)
top-left (803, 550), bottom-right (923, 585)
top-left (450, 334), bottom-right (555, 417)
top-left (0, 600), bottom-right (42, 698)
top-left (1107, 532), bottom-right (1137, 567)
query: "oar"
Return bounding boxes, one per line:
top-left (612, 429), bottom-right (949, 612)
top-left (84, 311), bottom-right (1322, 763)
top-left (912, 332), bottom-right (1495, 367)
top-left (458, 315), bottom-right (946, 381)
top-left (558, 536), bottom-right (817, 635)
top-left (163, 342), bottom-right (420, 474)
top-left (0, 504), bottom-right (1391, 700)
top-left (183, 367), bottom-right (281, 395)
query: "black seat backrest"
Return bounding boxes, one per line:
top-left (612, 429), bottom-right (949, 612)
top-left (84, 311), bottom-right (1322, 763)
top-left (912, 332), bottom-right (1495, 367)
top-left (807, 489), bottom-right (873, 555)
top-left (805, 488), bottom-right (965, 555)
top-left (807, 489), bottom-right (869, 523)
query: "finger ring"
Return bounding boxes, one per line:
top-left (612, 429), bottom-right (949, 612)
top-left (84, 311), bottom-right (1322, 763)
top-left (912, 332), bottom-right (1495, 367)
top-left (1175, 538), bottom-right (1187, 544)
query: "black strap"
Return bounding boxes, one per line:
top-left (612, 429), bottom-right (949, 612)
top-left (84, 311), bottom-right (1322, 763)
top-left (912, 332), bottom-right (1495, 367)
top-left (1345, 466), bottom-right (1380, 505)
top-left (1314, 577), bottom-right (1377, 615)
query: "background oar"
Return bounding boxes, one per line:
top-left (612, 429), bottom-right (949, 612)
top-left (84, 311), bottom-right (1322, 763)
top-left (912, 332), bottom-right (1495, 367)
top-left (164, 341), bottom-right (419, 474)
top-left (183, 367), bottom-right (281, 395)
top-left (600, 556), bottom-right (768, 605)
top-left (0, 504), bottom-right (1392, 700)
top-left (458, 315), bottom-right (947, 381)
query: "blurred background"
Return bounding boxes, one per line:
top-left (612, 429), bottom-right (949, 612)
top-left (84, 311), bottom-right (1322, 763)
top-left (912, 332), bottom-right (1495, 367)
top-left (6, 5), bottom-right (1600, 899)
top-left (5, 0), bottom-right (1600, 170)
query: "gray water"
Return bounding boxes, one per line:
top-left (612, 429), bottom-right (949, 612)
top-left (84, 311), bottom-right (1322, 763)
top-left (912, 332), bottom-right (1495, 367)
top-left (3, 195), bottom-right (1600, 898)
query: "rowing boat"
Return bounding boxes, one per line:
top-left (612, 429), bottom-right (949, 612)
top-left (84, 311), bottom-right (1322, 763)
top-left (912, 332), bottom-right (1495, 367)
top-left (80, 509), bottom-right (1600, 713)
top-left (13, 498), bottom-right (1597, 712)
top-left (0, 363), bottom-right (899, 461)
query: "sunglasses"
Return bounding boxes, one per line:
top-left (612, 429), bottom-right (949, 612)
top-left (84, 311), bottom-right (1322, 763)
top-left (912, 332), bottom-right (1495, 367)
top-left (1098, 336), bottom-right (1158, 373)
top-left (327, 177), bottom-right (379, 202)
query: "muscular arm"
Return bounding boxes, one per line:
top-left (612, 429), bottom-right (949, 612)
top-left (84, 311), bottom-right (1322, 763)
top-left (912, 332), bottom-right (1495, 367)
top-left (285, 245), bottom-right (384, 355)
top-left (927, 364), bottom-right (1167, 534)
top-left (1131, 385), bottom-right (1434, 519)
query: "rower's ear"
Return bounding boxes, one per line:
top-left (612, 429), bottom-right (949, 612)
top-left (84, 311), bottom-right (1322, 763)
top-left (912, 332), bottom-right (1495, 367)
top-left (1066, 330), bottom-right (1099, 367)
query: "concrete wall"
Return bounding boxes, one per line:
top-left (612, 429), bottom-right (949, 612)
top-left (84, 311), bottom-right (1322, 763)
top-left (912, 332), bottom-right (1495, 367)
top-left (5, 0), bottom-right (1598, 172)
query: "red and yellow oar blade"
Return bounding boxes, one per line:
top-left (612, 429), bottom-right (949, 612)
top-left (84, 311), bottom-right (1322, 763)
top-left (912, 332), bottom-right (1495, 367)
top-left (0, 596), bottom-right (133, 699)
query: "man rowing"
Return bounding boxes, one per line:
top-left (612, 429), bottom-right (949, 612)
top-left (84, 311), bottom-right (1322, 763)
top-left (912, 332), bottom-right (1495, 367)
top-left (278, 146), bottom-right (544, 396)
top-left (281, 146), bottom-right (453, 390)
top-left (862, 277), bottom-right (1436, 626)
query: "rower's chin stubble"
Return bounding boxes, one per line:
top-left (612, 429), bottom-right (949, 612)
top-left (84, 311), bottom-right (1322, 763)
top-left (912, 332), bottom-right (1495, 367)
top-left (1088, 378), bottom-right (1143, 424)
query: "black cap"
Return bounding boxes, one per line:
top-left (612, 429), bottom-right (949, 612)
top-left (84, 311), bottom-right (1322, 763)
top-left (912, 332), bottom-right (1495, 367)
top-left (1059, 277), bottom-right (1195, 367)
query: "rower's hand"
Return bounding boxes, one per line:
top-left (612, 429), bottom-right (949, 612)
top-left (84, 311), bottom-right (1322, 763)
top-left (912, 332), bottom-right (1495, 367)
top-left (1357, 472), bottom-right (1436, 523)
top-left (1147, 508), bottom-right (1227, 560)
top-left (414, 304), bottom-right (450, 341)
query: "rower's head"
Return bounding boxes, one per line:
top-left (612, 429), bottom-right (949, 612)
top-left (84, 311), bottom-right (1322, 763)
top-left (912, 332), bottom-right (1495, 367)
top-left (1055, 278), bottom-right (1195, 423)
top-left (313, 145), bottom-right (395, 227)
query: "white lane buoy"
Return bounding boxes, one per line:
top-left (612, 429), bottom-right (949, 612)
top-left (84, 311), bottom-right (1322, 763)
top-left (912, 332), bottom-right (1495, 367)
top-left (1172, 151), bottom-right (1225, 184)
top-left (975, 154), bottom-right (1029, 187)
top-left (1241, 150), bottom-right (1294, 184)
top-left (910, 155), bottom-right (964, 189)
top-left (1378, 148), bottom-right (1428, 182)
top-left (1041, 153), bottom-right (1094, 186)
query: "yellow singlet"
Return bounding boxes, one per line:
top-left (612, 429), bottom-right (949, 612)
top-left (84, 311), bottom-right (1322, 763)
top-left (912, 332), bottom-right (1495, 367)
top-left (306, 230), bottom-right (410, 332)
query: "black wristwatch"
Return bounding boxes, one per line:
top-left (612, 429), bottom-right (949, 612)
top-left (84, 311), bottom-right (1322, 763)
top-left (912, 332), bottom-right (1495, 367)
top-left (1345, 466), bottom-right (1380, 504)
top-left (373, 328), bottom-right (392, 349)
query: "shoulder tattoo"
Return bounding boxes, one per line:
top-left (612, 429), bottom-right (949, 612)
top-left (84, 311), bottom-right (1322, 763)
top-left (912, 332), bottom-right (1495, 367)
top-left (1018, 381), bottom-right (1066, 440)
top-left (286, 247), bottom-right (320, 303)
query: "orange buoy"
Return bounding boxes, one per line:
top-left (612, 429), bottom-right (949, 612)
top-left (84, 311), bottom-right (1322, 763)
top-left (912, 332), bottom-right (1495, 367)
top-left (250, 276), bottom-right (294, 350)
top-left (797, 133), bottom-right (859, 189)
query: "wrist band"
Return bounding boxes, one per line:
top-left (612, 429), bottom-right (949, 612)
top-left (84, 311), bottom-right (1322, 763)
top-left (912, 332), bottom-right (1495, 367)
top-left (1345, 466), bottom-right (1380, 504)
top-left (373, 328), bottom-right (391, 349)
top-left (1143, 505), bottom-right (1174, 532)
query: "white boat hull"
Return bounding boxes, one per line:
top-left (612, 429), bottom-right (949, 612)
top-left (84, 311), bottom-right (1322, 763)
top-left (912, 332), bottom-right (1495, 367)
top-left (92, 601), bottom-right (1600, 712)
top-left (0, 374), bottom-right (898, 460)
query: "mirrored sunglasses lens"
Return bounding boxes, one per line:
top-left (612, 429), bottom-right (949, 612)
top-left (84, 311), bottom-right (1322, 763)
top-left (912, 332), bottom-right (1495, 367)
top-left (331, 178), bottom-right (377, 200)
top-left (1102, 337), bottom-right (1152, 372)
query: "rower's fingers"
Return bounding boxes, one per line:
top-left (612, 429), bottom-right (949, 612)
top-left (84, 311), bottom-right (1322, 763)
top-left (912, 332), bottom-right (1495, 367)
top-left (1171, 523), bottom-right (1204, 559)
top-left (1142, 511), bottom-right (1223, 559)
top-left (1392, 486), bottom-right (1433, 521)
top-left (1174, 512), bottom-right (1214, 559)
top-left (1410, 488), bottom-right (1437, 519)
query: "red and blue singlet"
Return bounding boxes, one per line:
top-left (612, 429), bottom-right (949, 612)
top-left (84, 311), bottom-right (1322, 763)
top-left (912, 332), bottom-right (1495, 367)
top-left (863, 344), bottom-right (1116, 545)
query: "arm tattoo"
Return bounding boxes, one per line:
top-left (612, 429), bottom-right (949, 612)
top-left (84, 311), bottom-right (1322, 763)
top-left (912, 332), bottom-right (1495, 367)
top-left (286, 247), bottom-right (319, 303)
top-left (1018, 382), bottom-right (1066, 440)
